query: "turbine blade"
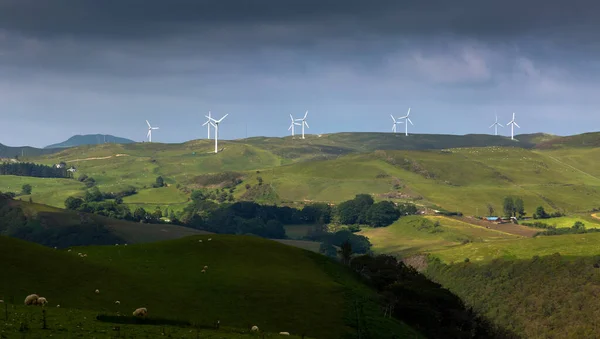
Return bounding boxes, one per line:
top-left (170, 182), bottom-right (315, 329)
top-left (217, 114), bottom-right (229, 122)
top-left (498, 123), bottom-right (504, 127)
top-left (407, 118), bottom-right (413, 125)
top-left (146, 120), bottom-right (151, 128)
top-left (304, 121), bottom-right (310, 128)
top-left (407, 107), bottom-right (411, 116)
top-left (489, 123), bottom-right (495, 129)
top-left (290, 114), bottom-right (294, 122)
top-left (202, 121), bottom-right (209, 126)
top-left (390, 114), bottom-right (396, 122)
top-left (303, 110), bottom-right (308, 119)
top-left (288, 124), bottom-right (293, 130)
top-left (514, 122), bottom-right (520, 128)
top-left (153, 127), bottom-right (159, 130)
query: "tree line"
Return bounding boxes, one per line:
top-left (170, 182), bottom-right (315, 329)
top-left (0, 162), bottom-right (72, 179)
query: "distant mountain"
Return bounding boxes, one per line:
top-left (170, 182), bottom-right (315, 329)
top-left (0, 143), bottom-right (59, 159)
top-left (45, 134), bottom-right (135, 149)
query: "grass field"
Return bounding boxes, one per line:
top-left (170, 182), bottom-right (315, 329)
top-left (523, 215), bottom-right (600, 229)
top-left (4, 132), bottom-right (600, 219)
top-left (430, 232), bottom-right (600, 263)
top-left (359, 216), bottom-right (521, 257)
top-left (0, 235), bottom-right (419, 339)
top-left (1, 304), bottom-right (309, 338)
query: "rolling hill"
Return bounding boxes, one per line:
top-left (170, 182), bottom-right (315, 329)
top-left (0, 143), bottom-right (60, 158)
top-left (0, 235), bottom-right (419, 338)
top-left (45, 134), bottom-right (136, 149)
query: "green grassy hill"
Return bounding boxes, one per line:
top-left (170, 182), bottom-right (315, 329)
top-left (0, 235), bottom-right (419, 338)
top-left (0, 143), bottom-right (59, 158)
top-left (3, 198), bottom-right (206, 246)
top-left (2, 132), bottom-right (599, 216)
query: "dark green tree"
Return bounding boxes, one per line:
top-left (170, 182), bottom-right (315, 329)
top-left (154, 176), bottom-right (165, 188)
top-left (534, 206), bottom-right (548, 219)
top-left (64, 196), bottom-right (84, 210)
top-left (503, 196), bottom-right (515, 218)
top-left (514, 197), bottom-right (525, 218)
top-left (339, 240), bottom-right (353, 265)
top-left (21, 184), bottom-right (32, 195)
top-left (366, 201), bottom-right (401, 227)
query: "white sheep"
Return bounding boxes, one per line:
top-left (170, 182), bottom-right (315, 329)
top-left (24, 294), bottom-right (39, 305)
top-left (36, 297), bottom-right (48, 306)
top-left (198, 240), bottom-right (203, 243)
top-left (0, 300), bottom-right (4, 303)
top-left (68, 249), bottom-right (72, 252)
top-left (208, 238), bottom-right (212, 241)
top-left (201, 269), bottom-right (206, 273)
top-left (251, 325), bottom-right (259, 332)
top-left (115, 301), bottom-right (121, 304)
top-left (203, 265), bottom-right (208, 270)
top-left (132, 307), bottom-right (147, 317)
top-left (95, 289), bottom-right (100, 294)
top-left (56, 305), bottom-right (60, 308)
top-left (279, 332), bottom-right (290, 336)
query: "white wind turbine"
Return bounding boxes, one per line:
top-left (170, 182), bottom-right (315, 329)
top-left (146, 120), bottom-right (159, 142)
top-left (295, 111), bottom-right (309, 139)
top-left (202, 111), bottom-right (213, 139)
top-left (206, 113), bottom-right (229, 153)
top-left (489, 114), bottom-right (504, 136)
top-left (507, 112), bottom-right (520, 140)
top-left (390, 114), bottom-right (404, 133)
top-left (397, 108), bottom-right (413, 136)
top-left (288, 114), bottom-right (301, 138)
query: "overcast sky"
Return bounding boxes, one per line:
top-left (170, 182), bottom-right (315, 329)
top-left (1, 0), bottom-right (600, 147)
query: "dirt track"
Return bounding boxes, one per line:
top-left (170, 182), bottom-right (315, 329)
top-left (66, 154), bottom-right (130, 163)
top-left (454, 216), bottom-right (539, 237)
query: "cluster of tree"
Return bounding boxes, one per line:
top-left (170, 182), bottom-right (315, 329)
top-left (0, 162), bottom-right (72, 179)
top-left (181, 199), bottom-right (333, 238)
top-left (315, 229), bottom-right (372, 258)
top-left (532, 206), bottom-right (565, 219)
top-left (78, 174), bottom-right (97, 188)
top-left (426, 253), bottom-right (600, 338)
top-left (502, 196), bottom-right (525, 218)
top-left (346, 254), bottom-right (514, 339)
top-left (0, 194), bottom-right (124, 248)
top-left (191, 188), bottom-right (235, 203)
top-left (335, 194), bottom-right (418, 227)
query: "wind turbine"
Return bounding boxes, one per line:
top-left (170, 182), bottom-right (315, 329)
top-left (507, 112), bottom-right (520, 140)
top-left (206, 113), bottom-right (229, 153)
top-left (489, 115), bottom-right (504, 136)
top-left (146, 120), bottom-right (159, 142)
top-left (202, 111), bottom-right (212, 139)
top-left (288, 114), bottom-right (301, 138)
top-left (295, 111), bottom-right (309, 139)
top-left (390, 114), bottom-right (403, 133)
top-left (397, 108), bottom-right (413, 136)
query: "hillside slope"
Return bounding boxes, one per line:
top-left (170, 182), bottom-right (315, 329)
top-left (0, 235), bottom-right (419, 338)
top-left (1, 198), bottom-right (205, 247)
top-left (0, 143), bottom-right (59, 158)
top-left (45, 134), bottom-right (135, 149)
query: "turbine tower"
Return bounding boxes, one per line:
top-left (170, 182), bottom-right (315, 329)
top-left (390, 114), bottom-right (404, 133)
top-left (146, 120), bottom-right (159, 142)
top-left (397, 108), bottom-right (414, 136)
top-left (489, 114), bottom-right (504, 136)
top-left (507, 112), bottom-right (520, 140)
top-left (288, 114), bottom-right (301, 137)
top-left (295, 111), bottom-right (309, 139)
top-left (206, 113), bottom-right (229, 153)
top-left (202, 111), bottom-right (212, 139)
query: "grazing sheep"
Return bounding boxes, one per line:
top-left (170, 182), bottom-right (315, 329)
top-left (115, 300), bottom-right (121, 304)
top-left (208, 238), bottom-right (212, 241)
top-left (36, 297), bottom-right (48, 306)
top-left (251, 325), bottom-right (259, 332)
top-left (68, 249), bottom-right (72, 252)
top-left (56, 305), bottom-right (60, 308)
top-left (132, 307), bottom-right (147, 317)
top-left (198, 240), bottom-right (203, 243)
top-left (0, 300), bottom-right (4, 303)
top-left (279, 332), bottom-right (290, 335)
top-left (201, 269), bottom-right (206, 273)
top-left (203, 265), bottom-right (208, 270)
top-left (95, 289), bottom-right (100, 294)
top-left (24, 294), bottom-right (39, 305)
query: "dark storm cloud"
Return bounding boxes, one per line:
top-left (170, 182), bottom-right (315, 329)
top-left (1, 0), bottom-right (599, 43)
